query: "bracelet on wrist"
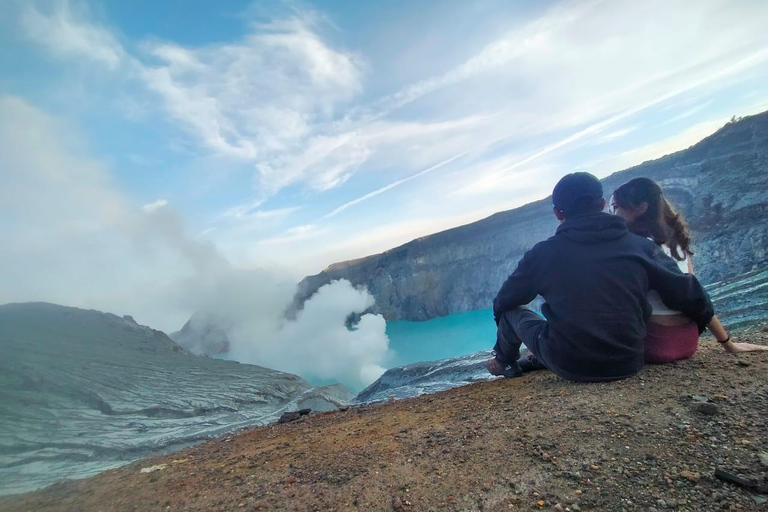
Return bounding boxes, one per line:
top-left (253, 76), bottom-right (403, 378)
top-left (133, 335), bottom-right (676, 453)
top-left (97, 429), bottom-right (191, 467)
top-left (717, 336), bottom-right (731, 344)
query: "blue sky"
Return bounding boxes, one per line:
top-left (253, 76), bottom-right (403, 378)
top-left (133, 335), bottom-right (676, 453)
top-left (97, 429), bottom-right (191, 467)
top-left (2, 0), bottom-right (768, 330)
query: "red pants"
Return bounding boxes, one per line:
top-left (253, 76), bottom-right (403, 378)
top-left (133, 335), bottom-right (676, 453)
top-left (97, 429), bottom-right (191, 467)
top-left (644, 322), bottom-right (699, 364)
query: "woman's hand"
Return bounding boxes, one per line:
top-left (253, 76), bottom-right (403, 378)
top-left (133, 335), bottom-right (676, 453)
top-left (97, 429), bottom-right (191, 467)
top-left (723, 339), bottom-right (768, 353)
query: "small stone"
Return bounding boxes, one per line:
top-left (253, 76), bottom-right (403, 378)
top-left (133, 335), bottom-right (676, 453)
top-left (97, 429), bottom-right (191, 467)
top-left (575, 490), bottom-right (583, 495)
top-left (537, 500), bottom-right (545, 507)
top-left (392, 497), bottom-right (403, 509)
top-left (339, 405), bottom-right (350, 412)
top-left (758, 451), bottom-right (768, 468)
top-left (554, 504), bottom-right (564, 511)
top-left (753, 496), bottom-right (768, 506)
top-left (680, 470), bottom-right (701, 482)
top-left (140, 464), bottom-right (167, 474)
top-left (286, 476), bottom-right (297, 484)
top-left (692, 402), bottom-right (720, 416)
top-left (277, 411), bottom-right (302, 424)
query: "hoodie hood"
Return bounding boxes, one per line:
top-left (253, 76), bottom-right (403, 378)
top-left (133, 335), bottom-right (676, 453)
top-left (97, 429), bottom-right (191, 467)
top-left (556, 212), bottom-right (628, 244)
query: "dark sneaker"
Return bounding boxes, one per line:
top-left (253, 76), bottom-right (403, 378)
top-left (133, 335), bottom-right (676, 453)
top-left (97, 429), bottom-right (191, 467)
top-left (486, 358), bottom-right (523, 378)
top-left (517, 354), bottom-right (546, 373)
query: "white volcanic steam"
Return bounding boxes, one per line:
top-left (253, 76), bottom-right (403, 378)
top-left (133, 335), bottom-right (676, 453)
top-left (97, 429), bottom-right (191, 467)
top-left (227, 279), bottom-right (388, 389)
top-left (123, 205), bottom-right (391, 390)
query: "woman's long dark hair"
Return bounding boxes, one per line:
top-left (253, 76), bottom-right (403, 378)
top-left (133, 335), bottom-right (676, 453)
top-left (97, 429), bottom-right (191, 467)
top-left (612, 177), bottom-right (693, 261)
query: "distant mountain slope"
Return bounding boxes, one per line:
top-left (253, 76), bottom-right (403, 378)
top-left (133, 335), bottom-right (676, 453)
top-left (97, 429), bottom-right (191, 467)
top-left (170, 310), bottom-right (231, 355)
top-left (294, 111), bottom-right (768, 321)
top-left (0, 303), bottom-right (345, 496)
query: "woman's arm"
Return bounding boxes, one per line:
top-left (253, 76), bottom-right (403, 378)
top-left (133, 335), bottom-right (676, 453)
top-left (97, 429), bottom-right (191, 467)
top-left (689, 255), bottom-right (768, 353)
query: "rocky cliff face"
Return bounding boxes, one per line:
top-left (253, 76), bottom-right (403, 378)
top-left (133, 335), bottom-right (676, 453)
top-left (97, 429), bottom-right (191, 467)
top-left (294, 112), bottom-right (768, 321)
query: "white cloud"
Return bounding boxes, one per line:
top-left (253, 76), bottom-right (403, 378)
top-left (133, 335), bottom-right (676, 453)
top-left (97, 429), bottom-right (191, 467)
top-left (370, 0), bottom-right (601, 115)
top-left (223, 205), bottom-right (299, 222)
top-left (142, 199), bottom-right (168, 212)
top-left (662, 100), bottom-right (714, 125)
top-left (255, 131), bottom-right (371, 195)
top-left (20, 1), bottom-right (366, 195)
top-left (451, 162), bottom-right (557, 198)
top-left (322, 148), bottom-right (474, 219)
top-left (593, 126), bottom-right (639, 144)
top-left (21, 0), bottom-right (125, 69)
top-left (138, 16), bottom-right (364, 176)
top-left (259, 224), bottom-right (322, 246)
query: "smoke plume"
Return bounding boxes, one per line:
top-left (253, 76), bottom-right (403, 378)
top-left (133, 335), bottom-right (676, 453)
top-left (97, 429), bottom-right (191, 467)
top-left (0, 95), bottom-right (390, 390)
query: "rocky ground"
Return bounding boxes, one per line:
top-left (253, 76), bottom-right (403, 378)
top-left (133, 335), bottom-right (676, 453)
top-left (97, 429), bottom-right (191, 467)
top-left (3, 328), bottom-right (768, 512)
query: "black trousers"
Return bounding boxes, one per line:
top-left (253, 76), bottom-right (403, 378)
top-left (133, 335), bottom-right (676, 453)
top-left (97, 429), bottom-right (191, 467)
top-left (493, 307), bottom-right (548, 369)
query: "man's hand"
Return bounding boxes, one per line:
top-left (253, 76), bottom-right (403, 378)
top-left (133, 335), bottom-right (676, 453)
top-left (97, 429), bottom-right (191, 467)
top-left (723, 339), bottom-right (768, 353)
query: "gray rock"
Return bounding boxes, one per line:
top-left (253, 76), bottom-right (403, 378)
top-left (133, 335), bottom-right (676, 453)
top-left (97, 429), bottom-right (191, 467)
top-left (277, 411), bottom-right (302, 424)
top-left (692, 402), bottom-right (720, 416)
top-left (355, 349), bottom-right (498, 403)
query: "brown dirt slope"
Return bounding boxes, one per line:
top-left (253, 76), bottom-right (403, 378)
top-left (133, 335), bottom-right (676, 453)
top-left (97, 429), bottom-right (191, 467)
top-left (3, 330), bottom-right (768, 512)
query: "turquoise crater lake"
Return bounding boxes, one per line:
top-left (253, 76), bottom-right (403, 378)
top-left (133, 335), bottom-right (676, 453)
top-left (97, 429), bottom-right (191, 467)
top-left (384, 308), bottom-right (497, 369)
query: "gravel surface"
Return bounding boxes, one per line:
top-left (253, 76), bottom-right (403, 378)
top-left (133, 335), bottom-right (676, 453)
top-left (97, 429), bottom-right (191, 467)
top-left (3, 328), bottom-right (767, 512)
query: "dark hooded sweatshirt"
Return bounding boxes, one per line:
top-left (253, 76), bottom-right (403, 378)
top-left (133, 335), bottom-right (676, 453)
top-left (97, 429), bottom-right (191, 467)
top-left (493, 212), bottom-right (714, 382)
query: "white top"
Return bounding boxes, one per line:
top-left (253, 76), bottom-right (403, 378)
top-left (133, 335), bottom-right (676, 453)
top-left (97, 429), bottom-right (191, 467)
top-left (648, 244), bottom-right (690, 315)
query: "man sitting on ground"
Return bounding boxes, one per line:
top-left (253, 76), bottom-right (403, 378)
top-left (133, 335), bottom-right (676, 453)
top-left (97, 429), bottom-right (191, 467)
top-left (487, 172), bottom-right (713, 381)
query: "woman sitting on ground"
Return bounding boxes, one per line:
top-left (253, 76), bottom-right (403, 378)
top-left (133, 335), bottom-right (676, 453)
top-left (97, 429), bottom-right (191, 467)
top-left (610, 177), bottom-right (768, 363)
